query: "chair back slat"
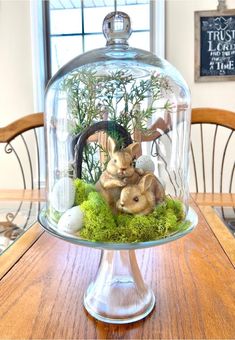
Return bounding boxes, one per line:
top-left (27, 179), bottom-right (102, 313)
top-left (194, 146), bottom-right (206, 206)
top-left (0, 113), bottom-right (44, 189)
top-left (191, 108), bottom-right (235, 193)
top-left (211, 125), bottom-right (218, 194)
top-left (220, 130), bottom-right (234, 193)
top-left (200, 124), bottom-right (206, 192)
top-left (4, 142), bottom-right (27, 189)
top-left (190, 141), bottom-right (198, 193)
top-left (229, 164), bottom-right (235, 194)
top-left (33, 129), bottom-right (41, 189)
top-left (20, 134), bottom-right (34, 189)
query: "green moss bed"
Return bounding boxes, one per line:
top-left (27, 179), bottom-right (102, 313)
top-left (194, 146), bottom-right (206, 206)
top-left (51, 179), bottom-right (191, 243)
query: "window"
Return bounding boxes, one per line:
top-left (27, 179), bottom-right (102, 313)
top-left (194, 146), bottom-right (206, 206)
top-left (43, 0), bottom-right (152, 82)
top-left (32, 0), bottom-right (164, 185)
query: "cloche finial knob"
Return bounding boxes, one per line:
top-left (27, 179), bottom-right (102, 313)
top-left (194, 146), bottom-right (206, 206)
top-left (102, 11), bottom-right (132, 46)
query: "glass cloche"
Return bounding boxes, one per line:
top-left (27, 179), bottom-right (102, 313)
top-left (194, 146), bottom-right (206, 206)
top-left (39, 12), bottom-right (197, 324)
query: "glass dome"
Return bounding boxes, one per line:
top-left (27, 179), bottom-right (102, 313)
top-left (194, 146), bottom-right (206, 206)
top-left (40, 11), bottom-right (198, 325)
top-left (42, 11), bottom-right (194, 248)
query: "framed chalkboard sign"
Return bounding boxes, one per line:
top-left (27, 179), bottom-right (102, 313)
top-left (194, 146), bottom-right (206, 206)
top-left (195, 9), bottom-right (235, 82)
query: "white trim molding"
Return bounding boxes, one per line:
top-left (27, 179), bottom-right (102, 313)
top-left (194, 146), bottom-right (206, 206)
top-left (30, 0), bottom-right (45, 112)
top-left (150, 0), bottom-right (165, 58)
top-left (30, 0), bottom-right (46, 188)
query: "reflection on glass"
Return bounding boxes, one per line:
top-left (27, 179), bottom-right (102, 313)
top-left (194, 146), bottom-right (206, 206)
top-left (215, 206), bottom-right (235, 237)
top-left (0, 201), bottom-right (41, 255)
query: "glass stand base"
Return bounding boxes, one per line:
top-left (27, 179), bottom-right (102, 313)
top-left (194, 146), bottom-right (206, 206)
top-left (83, 249), bottom-right (155, 324)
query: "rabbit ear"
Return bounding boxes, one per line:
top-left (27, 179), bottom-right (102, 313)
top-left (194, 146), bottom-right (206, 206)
top-left (139, 174), bottom-right (153, 193)
top-left (125, 142), bottom-right (140, 158)
top-left (107, 137), bottom-right (116, 156)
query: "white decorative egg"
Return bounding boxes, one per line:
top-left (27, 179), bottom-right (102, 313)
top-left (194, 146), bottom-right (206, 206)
top-left (136, 155), bottom-right (155, 172)
top-left (51, 177), bottom-right (75, 212)
top-left (57, 206), bottom-right (84, 234)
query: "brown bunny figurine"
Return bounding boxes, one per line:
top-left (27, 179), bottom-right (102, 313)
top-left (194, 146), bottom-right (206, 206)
top-left (96, 137), bottom-right (144, 213)
top-left (116, 173), bottom-right (165, 215)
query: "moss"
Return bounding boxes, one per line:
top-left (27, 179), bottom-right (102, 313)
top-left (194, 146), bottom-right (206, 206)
top-left (74, 178), bottom-right (96, 205)
top-left (80, 192), bottom-right (117, 242)
top-left (115, 214), bottom-right (157, 243)
top-left (79, 194), bottom-right (191, 243)
top-left (49, 177), bottom-right (190, 243)
top-left (49, 179), bottom-right (190, 243)
top-left (114, 198), bottom-right (190, 243)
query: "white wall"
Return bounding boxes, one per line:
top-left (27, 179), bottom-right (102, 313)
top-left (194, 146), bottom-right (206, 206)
top-left (166, 0), bottom-right (235, 192)
top-left (166, 0), bottom-right (235, 110)
top-left (2, 0), bottom-right (234, 123)
top-left (0, 0), bottom-right (34, 126)
top-left (0, 0), bottom-right (35, 188)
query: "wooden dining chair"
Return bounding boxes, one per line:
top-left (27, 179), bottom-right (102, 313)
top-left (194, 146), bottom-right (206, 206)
top-left (0, 113), bottom-right (44, 252)
top-left (2, 108), bottom-right (233, 194)
top-left (72, 106), bottom-right (235, 197)
top-left (133, 107), bottom-right (235, 196)
top-left (0, 113), bottom-right (44, 189)
top-left (190, 108), bottom-right (235, 193)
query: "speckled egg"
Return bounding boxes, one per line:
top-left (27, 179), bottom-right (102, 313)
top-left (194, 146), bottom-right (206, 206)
top-left (136, 155), bottom-right (155, 172)
top-left (57, 206), bottom-right (84, 234)
top-left (51, 177), bottom-right (75, 212)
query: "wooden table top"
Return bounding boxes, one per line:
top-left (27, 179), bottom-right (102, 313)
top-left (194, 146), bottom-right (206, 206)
top-left (0, 190), bottom-right (234, 339)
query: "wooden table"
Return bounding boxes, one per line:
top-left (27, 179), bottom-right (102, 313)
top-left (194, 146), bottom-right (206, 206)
top-left (0, 191), bottom-right (234, 339)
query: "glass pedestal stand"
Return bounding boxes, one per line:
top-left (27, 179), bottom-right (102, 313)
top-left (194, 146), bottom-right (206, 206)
top-left (39, 206), bottom-right (197, 324)
top-left (84, 249), bottom-right (155, 324)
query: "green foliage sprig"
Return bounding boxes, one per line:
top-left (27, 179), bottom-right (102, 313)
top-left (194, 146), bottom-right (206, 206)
top-left (62, 68), bottom-right (173, 183)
